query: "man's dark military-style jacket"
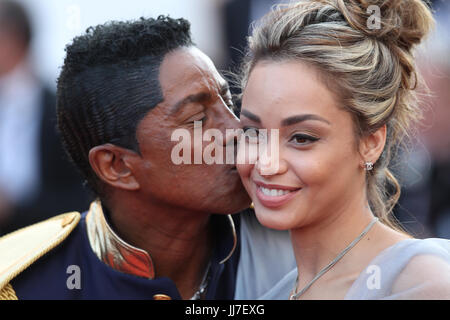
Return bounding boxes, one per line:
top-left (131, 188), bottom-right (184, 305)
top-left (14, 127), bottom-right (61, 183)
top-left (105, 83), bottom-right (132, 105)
top-left (0, 200), bottom-right (241, 300)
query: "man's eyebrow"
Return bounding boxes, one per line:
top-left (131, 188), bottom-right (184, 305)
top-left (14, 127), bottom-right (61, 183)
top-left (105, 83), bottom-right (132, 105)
top-left (281, 114), bottom-right (331, 126)
top-left (171, 91), bottom-right (211, 114)
top-left (171, 82), bottom-right (231, 115)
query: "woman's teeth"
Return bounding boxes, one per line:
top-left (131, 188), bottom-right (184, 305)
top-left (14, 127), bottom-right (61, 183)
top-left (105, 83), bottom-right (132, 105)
top-left (260, 187), bottom-right (291, 197)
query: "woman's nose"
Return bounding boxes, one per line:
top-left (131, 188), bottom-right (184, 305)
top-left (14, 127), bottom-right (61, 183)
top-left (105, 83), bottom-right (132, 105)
top-left (255, 132), bottom-right (287, 176)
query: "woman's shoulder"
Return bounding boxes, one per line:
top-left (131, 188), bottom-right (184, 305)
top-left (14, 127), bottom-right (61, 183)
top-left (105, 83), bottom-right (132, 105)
top-left (389, 238), bottom-right (450, 299)
top-left (387, 238), bottom-right (450, 268)
top-left (367, 237), bottom-right (450, 270)
top-left (390, 250), bottom-right (450, 299)
top-left (346, 238), bottom-right (450, 299)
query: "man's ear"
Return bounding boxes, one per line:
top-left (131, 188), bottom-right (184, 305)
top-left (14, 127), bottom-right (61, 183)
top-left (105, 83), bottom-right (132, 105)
top-left (88, 144), bottom-right (140, 191)
top-left (358, 125), bottom-right (387, 168)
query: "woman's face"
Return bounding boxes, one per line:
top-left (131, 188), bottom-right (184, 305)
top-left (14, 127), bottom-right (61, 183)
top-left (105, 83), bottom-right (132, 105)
top-left (237, 61), bottom-right (366, 230)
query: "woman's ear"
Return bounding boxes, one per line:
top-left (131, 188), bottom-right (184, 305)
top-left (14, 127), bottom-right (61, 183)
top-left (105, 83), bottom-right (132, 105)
top-left (88, 144), bottom-right (140, 191)
top-left (358, 125), bottom-right (387, 168)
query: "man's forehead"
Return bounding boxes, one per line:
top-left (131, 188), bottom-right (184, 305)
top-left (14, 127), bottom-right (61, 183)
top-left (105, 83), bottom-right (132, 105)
top-left (158, 47), bottom-right (225, 99)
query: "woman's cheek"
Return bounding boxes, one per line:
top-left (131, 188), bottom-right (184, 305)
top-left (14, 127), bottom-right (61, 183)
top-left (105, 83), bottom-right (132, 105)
top-left (236, 139), bottom-right (257, 173)
top-left (288, 153), bottom-right (325, 186)
top-left (237, 138), bottom-right (259, 166)
top-left (236, 162), bottom-right (252, 183)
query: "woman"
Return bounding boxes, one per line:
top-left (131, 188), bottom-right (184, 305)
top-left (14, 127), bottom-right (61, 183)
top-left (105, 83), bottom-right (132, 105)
top-left (236, 0), bottom-right (450, 299)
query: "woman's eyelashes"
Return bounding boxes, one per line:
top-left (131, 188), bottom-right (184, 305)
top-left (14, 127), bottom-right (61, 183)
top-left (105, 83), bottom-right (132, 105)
top-left (242, 126), bottom-right (262, 141)
top-left (243, 126), bottom-right (259, 135)
top-left (289, 133), bottom-right (320, 146)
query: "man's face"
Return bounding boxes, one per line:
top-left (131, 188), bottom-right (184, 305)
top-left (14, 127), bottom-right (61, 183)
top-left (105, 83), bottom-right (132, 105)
top-left (132, 46), bottom-right (251, 214)
top-left (0, 28), bottom-right (25, 75)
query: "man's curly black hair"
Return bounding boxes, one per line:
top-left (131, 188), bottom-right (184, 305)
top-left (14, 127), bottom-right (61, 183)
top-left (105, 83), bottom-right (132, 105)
top-left (56, 16), bottom-right (193, 196)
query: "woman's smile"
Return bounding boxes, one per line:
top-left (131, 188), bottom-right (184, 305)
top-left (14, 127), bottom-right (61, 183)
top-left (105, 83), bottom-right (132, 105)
top-left (253, 180), bottom-right (301, 209)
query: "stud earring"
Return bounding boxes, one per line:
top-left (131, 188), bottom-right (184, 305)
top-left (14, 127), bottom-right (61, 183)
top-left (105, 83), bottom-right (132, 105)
top-left (364, 162), bottom-right (374, 171)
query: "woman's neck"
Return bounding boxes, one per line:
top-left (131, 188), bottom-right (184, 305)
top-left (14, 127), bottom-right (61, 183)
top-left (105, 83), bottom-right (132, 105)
top-left (289, 199), bottom-right (412, 294)
top-left (290, 198), bottom-right (376, 281)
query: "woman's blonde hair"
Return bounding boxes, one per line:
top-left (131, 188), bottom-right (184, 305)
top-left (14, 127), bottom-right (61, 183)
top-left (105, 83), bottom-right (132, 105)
top-left (239, 0), bottom-right (434, 232)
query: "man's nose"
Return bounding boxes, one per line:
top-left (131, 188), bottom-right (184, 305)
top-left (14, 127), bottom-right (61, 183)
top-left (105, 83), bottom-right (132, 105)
top-left (216, 97), bottom-right (241, 148)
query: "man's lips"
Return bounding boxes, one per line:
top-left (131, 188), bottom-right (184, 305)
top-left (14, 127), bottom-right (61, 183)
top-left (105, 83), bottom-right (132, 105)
top-left (253, 180), bottom-right (301, 208)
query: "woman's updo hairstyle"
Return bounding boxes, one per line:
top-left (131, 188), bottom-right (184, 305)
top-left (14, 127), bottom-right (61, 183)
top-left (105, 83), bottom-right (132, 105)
top-left (240, 0), bottom-right (434, 231)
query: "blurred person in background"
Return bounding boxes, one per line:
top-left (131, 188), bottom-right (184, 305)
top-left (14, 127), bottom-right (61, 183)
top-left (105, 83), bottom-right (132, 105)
top-left (222, 0), bottom-right (289, 109)
top-left (0, 0), bottom-right (90, 235)
top-left (223, 0), bottom-right (288, 71)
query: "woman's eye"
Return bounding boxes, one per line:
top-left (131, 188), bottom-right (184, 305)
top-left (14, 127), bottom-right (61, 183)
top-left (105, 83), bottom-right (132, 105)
top-left (242, 126), bottom-right (260, 143)
top-left (290, 134), bottom-right (319, 145)
top-left (243, 126), bottom-right (259, 137)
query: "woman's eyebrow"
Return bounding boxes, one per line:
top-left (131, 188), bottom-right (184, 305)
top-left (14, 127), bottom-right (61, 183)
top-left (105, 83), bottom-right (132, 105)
top-left (240, 110), bottom-right (330, 126)
top-left (240, 110), bottom-right (261, 123)
top-left (281, 114), bottom-right (331, 126)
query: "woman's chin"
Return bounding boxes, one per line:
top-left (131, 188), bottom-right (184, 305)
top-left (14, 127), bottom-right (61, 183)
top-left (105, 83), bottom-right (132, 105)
top-left (253, 205), bottom-right (295, 231)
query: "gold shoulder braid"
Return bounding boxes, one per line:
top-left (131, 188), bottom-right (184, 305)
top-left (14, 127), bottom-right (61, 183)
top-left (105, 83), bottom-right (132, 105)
top-left (0, 212), bottom-right (80, 300)
top-left (0, 283), bottom-right (18, 300)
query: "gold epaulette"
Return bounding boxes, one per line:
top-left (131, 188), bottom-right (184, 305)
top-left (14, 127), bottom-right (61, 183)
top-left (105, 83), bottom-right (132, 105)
top-left (0, 212), bottom-right (80, 300)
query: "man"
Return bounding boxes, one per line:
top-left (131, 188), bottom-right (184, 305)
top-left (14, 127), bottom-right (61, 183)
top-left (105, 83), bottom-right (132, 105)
top-left (0, 0), bottom-right (90, 236)
top-left (0, 16), bottom-right (295, 300)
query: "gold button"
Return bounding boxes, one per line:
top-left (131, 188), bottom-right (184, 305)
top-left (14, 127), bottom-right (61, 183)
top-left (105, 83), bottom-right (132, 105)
top-left (153, 294), bottom-right (172, 300)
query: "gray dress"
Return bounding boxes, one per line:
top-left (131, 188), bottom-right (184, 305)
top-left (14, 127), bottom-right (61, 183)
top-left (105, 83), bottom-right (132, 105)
top-left (235, 213), bottom-right (450, 300)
